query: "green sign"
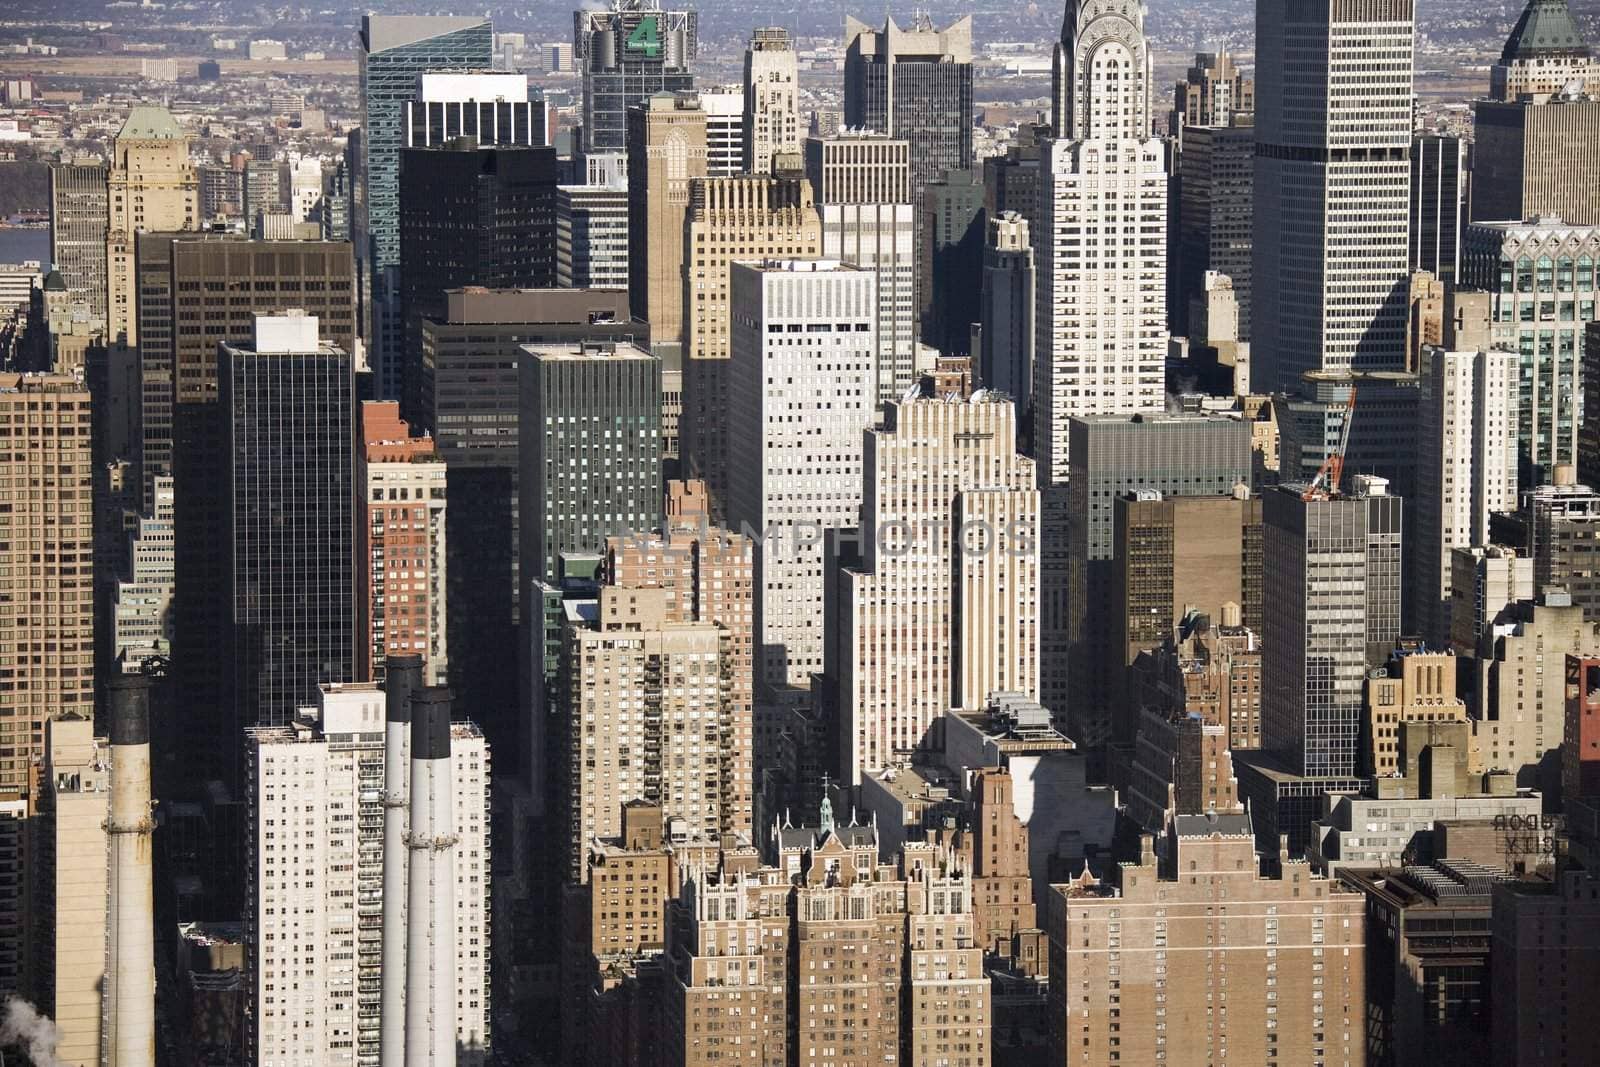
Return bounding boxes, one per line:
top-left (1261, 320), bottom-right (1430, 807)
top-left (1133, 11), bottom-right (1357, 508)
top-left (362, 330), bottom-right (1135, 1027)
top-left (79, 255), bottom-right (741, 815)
top-left (625, 16), bottom-right (661, 57)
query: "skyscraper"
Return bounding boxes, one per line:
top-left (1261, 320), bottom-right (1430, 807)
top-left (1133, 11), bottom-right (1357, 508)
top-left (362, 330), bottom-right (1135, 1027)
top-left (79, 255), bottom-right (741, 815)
top-left (743, 28), bottom-right (800, 173)
top-left (1063, 414), bottom-right (1254, 748)
top-left (105, 107), bottom-right (197, 344)
top-left (111, 474), bottom-right (175, 668)
top-left (1411, 133), bottom-right (1466, 285)
top-left (843, 14), bottom-right (973, 206)
top-left (699, 87), bottom-right (746, 177)
top-left (978, 212), bottom-right (1035, 413)
top-left (1472, 0), bottom-right (1600, 226)
top-left (358, 402), bottom-right (447, 685)
top-left (1035, 0), bottom-right (1168, 485)
top-left (1254, 0), bottom-right (1414, 393)
top-left (1175, 118), bottom-right (1254, 340)
top-left (397, 139), bottom-right (557, 425)
top-left (727, 260), bottom-right (876, 696)
top-left (837, 388), bottom-right (1039, 784)
top-left (518, 340), bottom-right (661, 586)
top-left (574, 0), bottom-right (698, 155)
top-left (556, 586), bottom-right (737, 881)
top-left (920, 167), bottom-right (985, 356)
top-left (219, 315), bottom-right (355, 732)
top-left (1460, 218), bottom-right (1600, 478)
top-left (357, 15), bottom-right (494, 399)
top-left (1262, 478), bottom-right (1403, 779)
top-left (805, 132), bottom-right (917, 403)
top-left (681, 175), bottom-right (821, 515)
top-left (402, 71), bottom-right (540, 148)
top-left (556, 181), bottom-right (629, 290)
top-left (47, 158), bottom-right (108, 314)
top-left (1413, 347), bottom-right (1518, 645)
top-left (1168, 49), bottom-right (1255, 138)
top-left (0, 373), bottom-right (93, 794)
top-left (625, 92), bottom-right (707, 351)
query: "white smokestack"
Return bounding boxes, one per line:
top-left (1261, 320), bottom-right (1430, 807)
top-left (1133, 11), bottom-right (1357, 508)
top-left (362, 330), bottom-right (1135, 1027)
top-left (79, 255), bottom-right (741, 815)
top-left (404, 688), bottom-right (457, 1067)
top-left (104, 675), bottom-right (155, 1067)
top-left (381, 656), bottom-right (425, 1067)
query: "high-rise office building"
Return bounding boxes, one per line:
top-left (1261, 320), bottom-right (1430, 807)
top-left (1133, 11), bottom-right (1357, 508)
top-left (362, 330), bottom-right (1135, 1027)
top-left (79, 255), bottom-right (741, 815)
top-left (1061, 413), bottom-right (1253, 749)
top-left (242, 159), bottom-right (282, 222)
top-left (518, 340), bottom-right (661, 586)
top-left (920, 167), bottom-right (985, 356)
top-left (1473, 0), bottom-right (1600, 227)
top-left (419, 288), bottom-right (638, 772)
top-left (574, 0), bottom-right (698, 154)
top-left (402, 71), bottom-right (539, 148)
top-left (1168, 49), bottom-right (1255, 138)
top-left (48, 158), bottom-right (108, 313)
top-left (837, 388), bottom-right (1039, 783)
top-left (247, 683), bottom-right (490, 1067)
top-left (1047, 816), bottom-right (1365, 1067)
top-left (1262, 478), bottom-right (1403, 779)
top-left (625, 92), bottom-right (707, 350)
top-left (805, 132), bottom-right (917, 403)
top-left (843, 15), bottom-right (973, 205)
top-left (0, 373), bottom-right (93, 794)
top-left (743, 28), bottom-right (800, 173)
top-left (1254, 0), bottom-right (1414, 393)
top-left (556, 587), bottom-right (737, 881)
top-left (1583, 320), bottom-right (1600, 488)
top-left (682, 175), bottom-right (821, 515)
top-left (604, 480), bottom-right (755, 832)
top-left (727, 260), bottom-right (876, 695)
top-left (105, 107), bottom-right (197, 344)
top-left (357, 15), bottom-right (494, 400)
top-left (1461, 218), bottom-right (1600, 478)
top-left (1175, 118), bottom-right (1253, 340)
top-left (397, 139), bottom-right (557, 425)
top-left (1035, 1), bottom-right (1167, 485)
top-left (218, 315), bottom-right (355, 731)
top-left (1413, 347), bottom-right (1518, 645)
top-left (699, 87), bottom-right (745, 177)
top-left (556, 181), bottom-right (629, 290)
top-left (1411, 133), bottom-right (1466, 285)
top-left (978, 212), bottom-right (1035, 413)
top-left (1449, 544), bottom-right (1533, 657)
top-left (358, 403), bottom-right (447, 685)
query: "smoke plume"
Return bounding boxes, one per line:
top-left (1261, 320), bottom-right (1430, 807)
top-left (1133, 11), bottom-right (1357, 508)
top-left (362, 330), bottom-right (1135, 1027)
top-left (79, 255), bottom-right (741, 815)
top-left (0, 998), bottom-right (63, 1067)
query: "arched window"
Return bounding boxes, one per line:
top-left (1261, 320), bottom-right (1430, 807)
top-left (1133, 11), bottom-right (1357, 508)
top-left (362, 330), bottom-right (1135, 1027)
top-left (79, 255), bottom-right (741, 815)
top-left (1516, 256), bottom-right (1534, 292)
top-left (1536, 255), bottom-right (1554, 293)
top-left (1557, 256), bottom-right (1574, 292)
top-left (1579, 254), bottom-right (1594, 291)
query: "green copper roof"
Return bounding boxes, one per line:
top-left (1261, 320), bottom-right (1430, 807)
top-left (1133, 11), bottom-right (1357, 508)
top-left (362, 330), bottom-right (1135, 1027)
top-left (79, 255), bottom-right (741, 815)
top-left (1501, 0), bottom-right (1591, 61)
top-left (116, 105), bottom-right (184, 141)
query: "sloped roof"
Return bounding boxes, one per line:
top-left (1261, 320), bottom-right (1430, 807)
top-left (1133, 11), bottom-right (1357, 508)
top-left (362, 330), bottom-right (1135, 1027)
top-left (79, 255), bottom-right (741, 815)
top-left (1502, 0), bottom-right (1591, 61)
top-left (117, 105), bottom-right (184, 141)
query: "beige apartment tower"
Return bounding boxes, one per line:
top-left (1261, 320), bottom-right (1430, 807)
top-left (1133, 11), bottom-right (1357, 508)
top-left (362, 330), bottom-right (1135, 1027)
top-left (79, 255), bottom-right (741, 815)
top-left (559, 587), bottom-right (739, 882)
top-left (1049, 815), bottom-right (1366, 1067)
top-left (105, 107), bottom-right (197, 344)
top-left (626, 92), bottom-right (707, 353)
top-left (0, 373), bottom-right (94, 793)
top-left (840, 388), bottom-right (1039, 782)
top-left (743, 28), bottom-right (800, 173)
top-left (604, 480), bottom-right (756, 836)
top-left (681, 175), bottom-right (821, 516)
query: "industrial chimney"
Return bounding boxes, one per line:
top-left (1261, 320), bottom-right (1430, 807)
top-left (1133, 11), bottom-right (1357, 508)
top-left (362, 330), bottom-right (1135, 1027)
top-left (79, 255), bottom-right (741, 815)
top-left (381, 655), bottom-right (424, 1067)
top-left (104, 674), bottom-right (156, 1067)
top-left (404, 687), bottom-right (457, 1067)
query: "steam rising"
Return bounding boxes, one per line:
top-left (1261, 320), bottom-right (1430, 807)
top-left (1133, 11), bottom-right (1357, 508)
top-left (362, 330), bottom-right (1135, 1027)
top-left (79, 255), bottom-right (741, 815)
top-left (1, 998), bottom-right (63, 1067)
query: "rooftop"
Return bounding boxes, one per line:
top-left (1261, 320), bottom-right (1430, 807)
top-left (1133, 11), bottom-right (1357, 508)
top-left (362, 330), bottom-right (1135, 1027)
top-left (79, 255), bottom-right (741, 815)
top-left (1501, 0), bottom-right (1591, 62)
top-left (117, 105), bottom-right (185, 141)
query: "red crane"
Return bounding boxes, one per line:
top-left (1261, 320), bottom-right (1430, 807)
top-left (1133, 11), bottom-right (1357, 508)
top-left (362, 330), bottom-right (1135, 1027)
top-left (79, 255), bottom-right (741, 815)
top-left (1303, 385), bottom-right (1357, 501)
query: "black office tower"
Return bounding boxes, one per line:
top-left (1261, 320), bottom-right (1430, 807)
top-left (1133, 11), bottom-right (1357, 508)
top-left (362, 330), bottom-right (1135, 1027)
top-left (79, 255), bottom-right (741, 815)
top-left (1410, 133), bottom-right (1465, 284)
top-left (398, 139), bottom-right (557, 427)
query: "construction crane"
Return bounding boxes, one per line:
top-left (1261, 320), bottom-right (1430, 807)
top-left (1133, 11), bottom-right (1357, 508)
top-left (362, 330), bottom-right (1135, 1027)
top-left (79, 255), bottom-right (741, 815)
top-left (1303, 385), bottom-right (1357, 501)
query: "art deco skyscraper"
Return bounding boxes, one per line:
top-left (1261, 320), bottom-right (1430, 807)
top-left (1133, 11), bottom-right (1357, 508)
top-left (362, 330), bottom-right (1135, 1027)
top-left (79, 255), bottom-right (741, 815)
top-left (105, 107), bottom-right (197, 344)
top-left (837, 387), bottom-right (1039, 783)
top-left (1035, 0), bottom-right (1168, 483)
top-left (625, 92), bottom-right (708, 352)
top-left (1254, 0), bottom-right (1414, 393)
top-left (0, 373), bottom-right (93, 794)
top-left (743, 28), bottom-right (800, 173)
